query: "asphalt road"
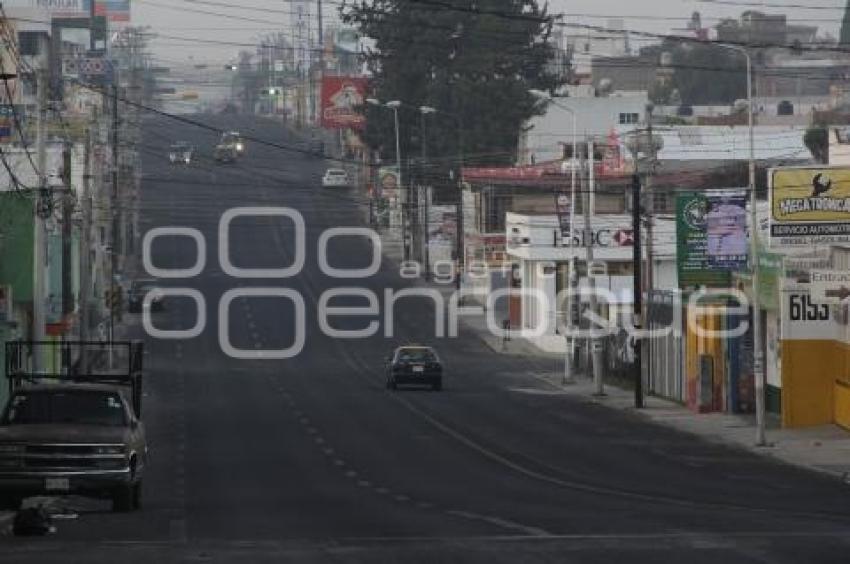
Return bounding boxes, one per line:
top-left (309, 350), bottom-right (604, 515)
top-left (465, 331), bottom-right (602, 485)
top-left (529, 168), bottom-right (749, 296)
top-left (4, 115), bottom-right (850, 562)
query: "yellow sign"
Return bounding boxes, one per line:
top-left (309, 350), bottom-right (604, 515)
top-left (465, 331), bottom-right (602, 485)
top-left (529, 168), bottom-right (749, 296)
top-left (770, 167), bottom-right (850, 244)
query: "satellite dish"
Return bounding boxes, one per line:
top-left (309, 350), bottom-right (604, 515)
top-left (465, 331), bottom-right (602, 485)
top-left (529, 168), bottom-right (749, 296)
top-left (597, 78), bottom-right (613, 97)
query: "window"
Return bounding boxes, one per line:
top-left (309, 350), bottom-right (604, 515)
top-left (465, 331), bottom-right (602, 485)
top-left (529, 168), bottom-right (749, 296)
top-left (619, 112), bottom-right (639, 125)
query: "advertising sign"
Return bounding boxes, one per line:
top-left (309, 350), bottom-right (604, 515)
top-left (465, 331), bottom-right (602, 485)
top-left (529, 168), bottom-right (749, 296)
top-left (770, 167), bottom-right (850, 245)
top-left (554, 191), bottom-right (571, 240)
top-left (63, 56), bottom-right (112, 77)
top-left (758, 248), bottom-right (782, 312)
top-left (810, 270), bottom-right (850, 304)
top-left (30, 0), bottom-right (90, 18)
top-left (377, 167), bottom-right (399, 201)
top-left (320, 76), bottom-right (368, 130)
top-left (428, 206), bottom-right (457, 265)
top-left (95, 0), bottom-right (130, 22)
top-left (676, 193), bottom-right (731, 288)
top-left (706, 191), bottom-right (748, 268)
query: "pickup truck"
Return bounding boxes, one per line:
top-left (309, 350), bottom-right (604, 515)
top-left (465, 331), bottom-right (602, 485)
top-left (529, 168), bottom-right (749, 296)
top-left (0, 383), bottom-right (147, 512)
top-left (0, 340), bottom-right (147, 513)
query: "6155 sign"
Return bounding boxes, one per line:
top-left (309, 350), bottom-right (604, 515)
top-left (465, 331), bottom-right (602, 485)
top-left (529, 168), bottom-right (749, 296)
top-left (788, 293), bottom-right (829, 322)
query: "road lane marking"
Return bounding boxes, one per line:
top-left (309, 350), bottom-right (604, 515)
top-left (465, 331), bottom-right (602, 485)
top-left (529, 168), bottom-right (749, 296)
top-left (447, 509), bottom-right (551, 537)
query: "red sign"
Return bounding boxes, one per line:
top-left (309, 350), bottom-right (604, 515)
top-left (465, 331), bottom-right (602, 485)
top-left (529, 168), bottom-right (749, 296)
top-left (321, 76), bottom-right (369, 130)
top-left (613, 229), bottom-right (635, 246)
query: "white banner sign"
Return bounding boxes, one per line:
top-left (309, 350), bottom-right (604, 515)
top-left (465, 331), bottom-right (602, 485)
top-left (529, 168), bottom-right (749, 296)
top-left (811, 270), bottom-right (850, 304)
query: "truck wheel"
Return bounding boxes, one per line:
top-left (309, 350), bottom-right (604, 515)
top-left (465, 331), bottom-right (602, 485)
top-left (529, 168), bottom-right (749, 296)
top-left (112, 485), bottom-right (134, 512)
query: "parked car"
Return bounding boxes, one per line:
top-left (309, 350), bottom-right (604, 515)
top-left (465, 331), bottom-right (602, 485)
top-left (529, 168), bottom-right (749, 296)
top-left (385, 346), bottom-right (443, 391)
top-left (0, 383), bottom-right (147, 512)
top-left (168, 142), bottom-right (193, 165)
top-left (322, 168), bottom-right (350, 188)
top-left (127, 279), bottom-right (164, 313)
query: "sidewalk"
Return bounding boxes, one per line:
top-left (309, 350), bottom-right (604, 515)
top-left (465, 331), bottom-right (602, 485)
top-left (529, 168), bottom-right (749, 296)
top-left (529, 370), bottom-right (850, 482)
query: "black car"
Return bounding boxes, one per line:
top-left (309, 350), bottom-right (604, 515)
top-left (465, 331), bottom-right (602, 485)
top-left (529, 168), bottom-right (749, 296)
top-left (127, 279), bottom-right (164, 313)
top-left (385, 346), bottom-right (443, 391)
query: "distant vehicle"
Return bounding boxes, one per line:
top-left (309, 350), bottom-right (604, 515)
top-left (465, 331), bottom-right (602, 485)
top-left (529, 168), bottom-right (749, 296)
top-left (385, 346), bottom-right (443, 391)
top-left (221, 131), bottom-right (244, 154)
top-left (127, 279), bottom-right (164, 313)
top-left (0, 382), bottom-right (148, 512)
top-left (322, 168), bottom-right (350, 188)
top-left (214, 143), bottom-right (237, 163)
top-left (168, 142), bottom-right (193, 165)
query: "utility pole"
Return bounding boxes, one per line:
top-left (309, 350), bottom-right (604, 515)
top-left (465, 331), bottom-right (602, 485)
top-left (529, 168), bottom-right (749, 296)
top-left (33, 62), bottom-right (48, 373)
top-left (585, 141), bottom-right (604, 396)
top-left (632, 173), bottom-right (644, 408)
top-left (61, 144), bottom-right (73, 320)
top-left (420, 109), bottom-right (429, 277)
top-left (455, 114), bottom-right (465, 294)
top-left (642, 104), bottom-right (656, 409)
top-left (80, 128), bottom-right (92, 373)
top-left (110, 84), bottom-right (120, 347)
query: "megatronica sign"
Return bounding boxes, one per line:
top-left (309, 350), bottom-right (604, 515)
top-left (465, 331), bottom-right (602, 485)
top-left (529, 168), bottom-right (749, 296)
top-left (770, 166), bottom-right (850, 246)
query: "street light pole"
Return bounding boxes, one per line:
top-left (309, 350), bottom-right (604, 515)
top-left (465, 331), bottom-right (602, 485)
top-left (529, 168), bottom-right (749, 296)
top-left (718, 43), bottom-right (763, 446)
top-left (529, 89), bottom-right (578, 384)
top-left (421, 107), bottom-right (435, 277)
top-left (711, 45), bottom-right (763, 444)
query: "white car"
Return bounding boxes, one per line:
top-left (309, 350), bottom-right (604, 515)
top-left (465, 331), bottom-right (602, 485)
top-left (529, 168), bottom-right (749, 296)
top-left (322, 169), bottom-right (350, 188)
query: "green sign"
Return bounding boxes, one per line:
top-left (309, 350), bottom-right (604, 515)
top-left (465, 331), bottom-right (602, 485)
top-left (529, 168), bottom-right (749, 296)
top-left (757, 247), bottom-right (782, 312)
top-left (676, 193), bottom-right (731, 288)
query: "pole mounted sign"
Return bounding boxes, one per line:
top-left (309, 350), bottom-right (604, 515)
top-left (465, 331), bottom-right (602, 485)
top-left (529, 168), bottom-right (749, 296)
top-left (769, 166), bottom-right (850, 246)
top-left (810, 270), bottom-right (850, 304)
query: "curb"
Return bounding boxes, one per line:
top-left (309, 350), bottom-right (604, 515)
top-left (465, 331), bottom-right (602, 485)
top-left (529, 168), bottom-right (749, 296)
top-left (535, 371), bottom-right (850, 484)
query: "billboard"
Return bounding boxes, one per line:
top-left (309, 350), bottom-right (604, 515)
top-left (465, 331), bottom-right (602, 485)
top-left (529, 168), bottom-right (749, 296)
top-left (770, 166), bottom-right (850, 246)
top-left (95, 0), bottom-right (130, 22)
top-left (428, 206), bottom-right (458, 267)
top-left (706, 191), bottom-right (748, 268)
top-left (32, 0), bottom-right (90, 17)
top-left (676, 193), bottom-right (732, 288)
top-left (320, 76), bottom-right (368, 130)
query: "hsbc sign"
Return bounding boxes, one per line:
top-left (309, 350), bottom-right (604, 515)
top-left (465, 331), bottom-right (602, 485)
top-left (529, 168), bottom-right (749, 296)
top-left (565, 227), bottom-right (634, 248)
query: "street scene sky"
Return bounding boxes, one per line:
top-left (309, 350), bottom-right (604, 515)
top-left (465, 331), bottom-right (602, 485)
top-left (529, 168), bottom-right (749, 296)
top-left (133, 0), bottom-right (849, 63)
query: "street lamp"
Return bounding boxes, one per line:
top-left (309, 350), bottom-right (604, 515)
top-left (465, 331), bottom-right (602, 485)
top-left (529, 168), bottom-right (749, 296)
top-left (367, 99), bottom-right (407, 259)
top-left (417, 105), bottom-right (465, 290)
top-left (420, 106), bottom-right (438, 277)
top-left (366, 99), bottom-right (403, 191)
top-left (530, 89), bottom-right (578, 385)
top-left (715, 43), bottom-right (764, 447)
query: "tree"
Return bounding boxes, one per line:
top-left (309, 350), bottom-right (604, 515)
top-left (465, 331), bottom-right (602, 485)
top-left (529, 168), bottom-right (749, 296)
top-left (666, 42), bottom-right (747, 105)
top-left (341, 0), bottom-right (562, 174)
top-left (841, 1), bottom-right (850, 45)
top-left (804, 126), bottom-right (829, 164)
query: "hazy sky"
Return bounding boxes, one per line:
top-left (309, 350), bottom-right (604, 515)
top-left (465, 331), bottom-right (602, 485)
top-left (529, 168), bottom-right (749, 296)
top-left (132, 0), bottom-right (848, 65)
